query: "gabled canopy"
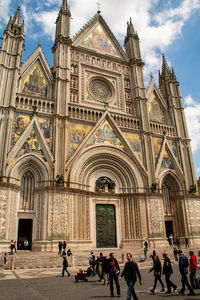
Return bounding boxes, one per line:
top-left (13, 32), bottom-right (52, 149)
top-left (73, 13), bottom-right (128, 61)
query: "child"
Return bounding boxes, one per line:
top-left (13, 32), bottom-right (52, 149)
top-left (3, 253), bottom-right (7, 266)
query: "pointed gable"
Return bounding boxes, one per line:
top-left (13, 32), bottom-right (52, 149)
top-left (147, 76), bottom-right (168, 124)
top-left (19, 45), bottom-right (53, 99)
top-left (73, 14), bottom-right (127, 60)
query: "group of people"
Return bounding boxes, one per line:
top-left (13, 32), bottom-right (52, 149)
top-left (86, 247), bottom-right (200, 299)
top-left (89, 251), bottom-right (141, 299)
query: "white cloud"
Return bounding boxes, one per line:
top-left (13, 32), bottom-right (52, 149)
top-left (184, 95), bottom-right (200, 153)
top-left (0, 0), bottom-right (12, 23)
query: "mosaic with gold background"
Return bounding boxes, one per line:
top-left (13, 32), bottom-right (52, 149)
top-left (79, 23), bottom-right (121, 58)
top-left (90, 120), bottom-right (124, 149)
top-left (13, 114), bottom-right (51, 147)
top-left (22, 62), bottom-right (48, 98)
top-left (152, 137), bottom-right (163, 164)
top-left (16, 128), bottom-right (46, 161)
top-left (124, 132), bottom-right (143, 163)
top-left (160, 148), bottom-right (174, 171)
top-left (149, 92), bottom-right (165, 123)
top-left (69, 123), bottom-right (93, 155)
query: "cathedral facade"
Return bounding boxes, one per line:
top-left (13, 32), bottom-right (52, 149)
top-left (0, 1), bottom-right (200, 252)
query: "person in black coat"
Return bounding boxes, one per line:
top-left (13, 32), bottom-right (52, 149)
top-left (121, 253), bottom-right (142, 300)
top-left (107, 253), bottom-right (120, 297)
top-left (149, 255), bottom-right (165, 294)
top-left (62, 256), bottom-right (70, 277)
top-left (162, 252), bottom-right (177, 294)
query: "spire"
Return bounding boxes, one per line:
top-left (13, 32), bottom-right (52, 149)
top-left (60, 0), bottom-right (71, 16)
top-left (13, 7), bottom-right (22, 26)
top-left (162, 54), bottom-right (171, 76)
top-left (6, 16), bottom-right (12, 31)
top-left (129, 18), bottom-right (135, 35)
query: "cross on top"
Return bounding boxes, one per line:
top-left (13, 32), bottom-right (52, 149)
top-left (96, 2), bottom-right (101, 13)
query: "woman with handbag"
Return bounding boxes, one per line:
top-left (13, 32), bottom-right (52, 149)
top-left (149, 255), bottom-right (165, 294)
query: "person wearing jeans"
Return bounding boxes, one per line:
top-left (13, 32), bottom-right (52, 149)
top-left (149, 255), bottom-right (165, 294)
top-left (62, 256), bottom-right (70, 277)
top-left (121, 253), bottom-right (142, 300)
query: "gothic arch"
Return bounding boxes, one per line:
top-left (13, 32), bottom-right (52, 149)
top-left (158, 170), bottom-right (184, 192)
top-left (68, 146), bottom-right (147, 191)
top-left (7, 153), bottom-right (50, 185)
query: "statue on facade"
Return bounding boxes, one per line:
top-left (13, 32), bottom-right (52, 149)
top-left (96, 177), bottom-right (115, 193)
top-left (55, 175), bottom-right (64, 186)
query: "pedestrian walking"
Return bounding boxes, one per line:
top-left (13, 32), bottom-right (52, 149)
top-left (14, 240), bottom-right (17, 253)
top-left (62, 256), bottom-right (70, 277)
top-left (195, 249), bottom-right (200, 288)
top-left (58, 241), bottom-right (62, 255)
top-left (144, 238), bottom-right (148, 250)
top-left (178, 250), bottom-right (195, 296)
top-left (89, 251), bottom-right (96, 276)
top-left (107, 253), bottom-right (121, 297)
top-left (162, 252), bottom-right (177, 294)
top-left (173, 247), bottom-right (178, 261)
top-left (63, 240), bottom-right (66, 250)
top-left (189, 251), bottom-right (197, 289)
top-left (149, 255), bottom-right (165, 294)
top-left (185, 236), bottom-right (189, 248)
top-left (121, 253), bottom-right (142, 300)
top-left (10, 240), bottom-right (14, 255)
top-left (3, 253), bottom-right (7, 266)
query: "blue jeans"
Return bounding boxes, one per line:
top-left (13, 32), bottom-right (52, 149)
top-left (180, 273), bottom-right (193, 293)
top-left (127, 280), bottom-right (138, 300)
top-left (153, 275), bottom-right (165, 290)
top-left (62, 266), bottom-right (70, 277)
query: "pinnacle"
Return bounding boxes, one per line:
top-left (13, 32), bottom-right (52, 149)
top-left (13, 6), bottom-right (22, 26)
top-left (60, 0), bottom-right (71, 16)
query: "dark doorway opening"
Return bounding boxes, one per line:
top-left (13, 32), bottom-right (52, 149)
top-left (165, 220), bottom-right (173, 238)
top-left (17, 219), bottom-right (32, 250)
top-left (96, 204), bottom-right (117, 248)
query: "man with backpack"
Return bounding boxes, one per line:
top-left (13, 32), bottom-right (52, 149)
top-left (178, 250), bottom-right (195, 296)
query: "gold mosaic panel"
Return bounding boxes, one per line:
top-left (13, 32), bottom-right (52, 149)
top-left (149, 93), bottom-right (165, 123)
top-left (16, 128), bottom-right (46, 161)
top-left (22, 62), bottom-right (48, 98)
top-left (152, 137), bottom-right (163, 164)
top-left (90, 120), bottom-right (124, 148)
top-left (14, 114), bottom-right (31, 144)
top-left (124, 132), bottom-right (143, 163)
top-left (79, 23), bottom-right (121, 58)
top-left (69, 123), bottom-right (93, 155)
top-left (160, 149), bottom-right (174, 171)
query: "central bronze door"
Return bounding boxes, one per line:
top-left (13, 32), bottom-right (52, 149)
top-left (96, 204), bottom-right (117, 248)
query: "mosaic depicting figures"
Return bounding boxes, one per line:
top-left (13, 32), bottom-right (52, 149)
top-left (168, 139), bottom-right (178, 158)
top-left (38, 118), bottom-right (51, 146)
top-left (160, 149), bottom-right (174, 170)
top-left (79, 23), bottom-right (121, 58)
top-left (152, 137), bottom-right (163, 163)
top-left (90, 120), bottom-right (124, 148)
top-left (22, 63), bottom-right (48, 98)
top-left (69, 123), bottom-right (92, 155)
top-left (16, 129), bottom-right (46, 161)
top-left (13, 115), bottom-right (51, 147)
top-left (124, 132), bottom-right (143, 162)
top-left (149, 93), bottom-right (165, 123)
top-left (14, 114), bottom-right (31, 144)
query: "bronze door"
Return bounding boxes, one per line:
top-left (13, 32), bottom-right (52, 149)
top-left (96, 204), bottom-right (117, 248)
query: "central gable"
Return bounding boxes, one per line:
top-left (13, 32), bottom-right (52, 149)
top-left (73, 14), bottom-right (127, 60)
top-left (77, 23), bottom-right (121, 58)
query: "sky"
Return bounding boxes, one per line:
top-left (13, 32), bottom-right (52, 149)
top-left (0, 0), bottom-right (200, 179)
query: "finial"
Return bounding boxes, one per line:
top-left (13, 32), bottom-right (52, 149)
top-left (96, 2), bottom-right (101, 13)
top-left (38, 40), bottom-right (42, 48)
top-left (150, 73), bottom-right (153, 80)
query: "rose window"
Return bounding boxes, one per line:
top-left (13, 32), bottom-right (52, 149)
top-left (89, 79), bottom-right (112, 102)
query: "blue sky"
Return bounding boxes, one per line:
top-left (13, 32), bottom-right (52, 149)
top-left (1, 0), bottom-right (200, 179)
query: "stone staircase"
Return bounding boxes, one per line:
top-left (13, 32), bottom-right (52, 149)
top-left (0, 246), bottom-right (199, 270)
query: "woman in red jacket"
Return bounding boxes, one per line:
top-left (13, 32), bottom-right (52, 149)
top-left (189, 251), bottom-right (197, 289)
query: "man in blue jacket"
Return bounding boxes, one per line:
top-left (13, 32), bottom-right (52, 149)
top-left (121, 253), bottom-right (142, 300)
top-left (178, 250), bottom-right (195, 296)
